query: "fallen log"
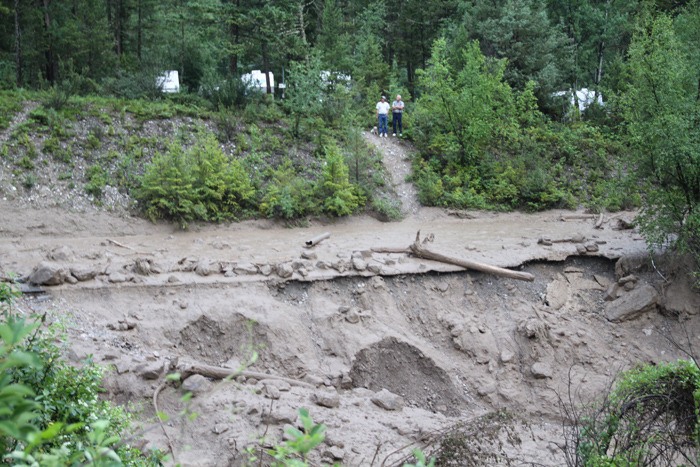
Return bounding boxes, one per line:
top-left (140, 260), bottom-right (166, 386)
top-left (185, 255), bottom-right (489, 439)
top-left (407, 232), bottom-right (534, 282)
top-left (304, 232), bottom-right (330, 248)
top-left (177, 361), bottom-right (315, 388)
top-left (560, 214), bottom-right (596, 221)
top-left (595, 213), bottom-right (604, 229)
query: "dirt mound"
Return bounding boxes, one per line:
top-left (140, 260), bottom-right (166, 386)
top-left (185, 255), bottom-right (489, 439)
top-left (350, 337), bottom-right (466, 415)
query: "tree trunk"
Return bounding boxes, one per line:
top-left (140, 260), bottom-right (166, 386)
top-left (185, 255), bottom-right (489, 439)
top-left (41, 0), bottom-right (57, 84)
top-left (137, 0), bottom-right (142, 60)
top-left (14, 0), bottom-right (22, 86)
top-left (262, 42), bottom-right (272, 94)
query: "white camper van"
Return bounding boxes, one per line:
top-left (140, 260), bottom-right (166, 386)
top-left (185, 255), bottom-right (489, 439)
top-left (156, 70), bottom-right (180, 93)
top-left (241, 70), bottom-right (275, 93)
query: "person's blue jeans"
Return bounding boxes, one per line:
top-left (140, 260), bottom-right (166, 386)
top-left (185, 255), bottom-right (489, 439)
top-left (378, 114), bottom-right (388, 135)
top-left (392, 112), bottom-right (403, 134)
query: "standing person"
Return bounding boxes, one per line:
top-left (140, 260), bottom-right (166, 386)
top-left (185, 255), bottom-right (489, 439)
top-left (376, 96), bottom-right (390, 138)
top-left (392, 94), bottom-right (404, 136)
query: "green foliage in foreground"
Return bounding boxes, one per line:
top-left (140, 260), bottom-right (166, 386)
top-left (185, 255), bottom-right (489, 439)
top-left (568, 360), bottom-right (700, 466)
top-left (0, 283), bottom-right (158, 466)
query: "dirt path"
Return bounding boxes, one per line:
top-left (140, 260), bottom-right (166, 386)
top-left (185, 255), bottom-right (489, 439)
top-left (364, 132), bottom-right (420, 215)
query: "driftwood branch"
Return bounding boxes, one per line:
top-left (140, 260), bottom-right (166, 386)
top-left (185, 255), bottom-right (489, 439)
top-left (304, 232), bottom-right (330, 248)
top-left (408, 232), bottom-right (534, 282)
top-left (373, 232), bottom-right (534, 282)
top-left (560, 214), bottom-right (596, 221)
top-left (177, 361), bottom-right (315, 388)
top-left (595, 213), bottom-right (604, 229)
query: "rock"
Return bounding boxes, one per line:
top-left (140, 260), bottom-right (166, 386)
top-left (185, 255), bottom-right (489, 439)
top-left (370, 389), bottom-right (404, 411)
top-left (576, 244), bottom-right (587, 254)
top-left (531, 362), bottom-right (552, 379)
top-left (604, 283), bottom-right (621, 301)
top-left (301, 251), bottom-right (317, 260)
top-left (585, 243), bottom-right (599, 252)
top-left (545, 275), bottom-right (569, 310)
top-left (139, 362), bottom-right (163, 380)
top-left (132, 258), bottom-right (153, 275)
top-left (108, 272), bottom-right (128, 283)
top-left (615, 254), bottom-right (650, 279)
top-left (28, 261), bottom-right (69, 285)
top-left (331, 260), bottom-right (348, 273)
top-left (182, 374), bottom-right (212, 396)
top-left (195, 262), bottom-right (215, 276)
top-left (436, 282), bottom-right (449, 292)
top-left (262, 407), bottom-right (297, 425)
top-left (48, 245), bottom-right (74, 261)
top-left (261, 383), bottom-right (281, 400)
top-left (234, 262), bottom-right (258, 275)
top-left (311, 390), bottom-right (340, 408)
top-left (70, 264), bottom-right (99, 281)
top-left (259, 379), bottom-right (292, 392)
top-left (605, 284), bottom-right (658, 322)
top-left (500, 349), bottom-right (515, 363)
top-left (352, 257), bottom-right (367, 271)
top-left (323, 446), bottom-right (345, 461)
top-left (303, 375), bottom-right (325, 387)
top-left (367, 263), bottom-right (382, 274)
top-left (259, 264), bottom-right (273, 276)
top-left (277, 262), bottom-right (294, 278)
top-left (212, 423), bottom-right (229, 434)
top-left (618, 274), bottom-right (638, 285)
top-left (477, 380), bottom-right (497, 396)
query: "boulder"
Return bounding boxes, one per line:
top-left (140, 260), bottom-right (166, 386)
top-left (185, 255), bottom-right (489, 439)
top-left (531, 362), bottom-right (553, 379)
top-left (28, 261), bottom-right (69, 285)
top-left (48, 245), bottom-right (74, 261)
top-left (277, 262), bottom-right (294, 278)
top-left (70, 264), bottom-right (99, 281)
top-left (311, 390), bottom-right (340, 408)
top-left (182, 374), bottom-right (212, 396)
top-left (605, 284), bottom-right (658, 322)
top-left (370, 389), bottom-right (404, 411)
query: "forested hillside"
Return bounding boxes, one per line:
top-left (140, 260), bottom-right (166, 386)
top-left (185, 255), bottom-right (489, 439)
top-left (0, 0), bottom-right (699, 261)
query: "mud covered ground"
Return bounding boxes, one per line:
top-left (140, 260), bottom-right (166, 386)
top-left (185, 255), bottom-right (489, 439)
top-left (2, 132), bottom-right (700, 466)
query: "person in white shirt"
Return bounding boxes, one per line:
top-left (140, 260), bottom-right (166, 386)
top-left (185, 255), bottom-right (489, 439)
top-left (376, 96), bottom-right (390, 137)
top-left (392, 95), bottom-right (404, 136)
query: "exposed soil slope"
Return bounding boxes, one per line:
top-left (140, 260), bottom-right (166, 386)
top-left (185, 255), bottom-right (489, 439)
top-left (2, 129), bottom-right (700, 466)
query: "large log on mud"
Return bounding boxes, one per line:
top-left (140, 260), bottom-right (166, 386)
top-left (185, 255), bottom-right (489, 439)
top-left (408, 233), bottom-right (534, 282)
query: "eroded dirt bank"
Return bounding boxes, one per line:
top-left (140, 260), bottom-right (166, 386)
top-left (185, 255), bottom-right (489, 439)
top-left (4, 200), bottom-right (700, 466)
top-left (2, 133), bottom-right (700, 465)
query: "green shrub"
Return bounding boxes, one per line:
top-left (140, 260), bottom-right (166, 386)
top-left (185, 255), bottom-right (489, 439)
top-left (85, 164), bottom-right (108, 198)
top-left (317, 144), bottom-right (365, 216)
top-left (260, 160), bottom-right (317, 219)
top-left (0, 287), bottom-right (158, 465)
top-left (135, 133), bottom-right (255, 226)
top-left (568, 360), bottom-right (700, 466)
top-left (17, 156), bottom-right (34, 170)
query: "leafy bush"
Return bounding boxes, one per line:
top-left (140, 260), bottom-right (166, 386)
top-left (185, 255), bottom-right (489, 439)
top-left (135, 133), bottom-right (255, 226)
top-left (564, 360), bottom-right (700, 466)
top-left (0, 284), bottom-right (157, 465)
top-left (259, 160), bottom-right (317, 219)
top-left (85, 164), bottom-right (108, 198)
top-left (317, 144), bottom-right (365, 216)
